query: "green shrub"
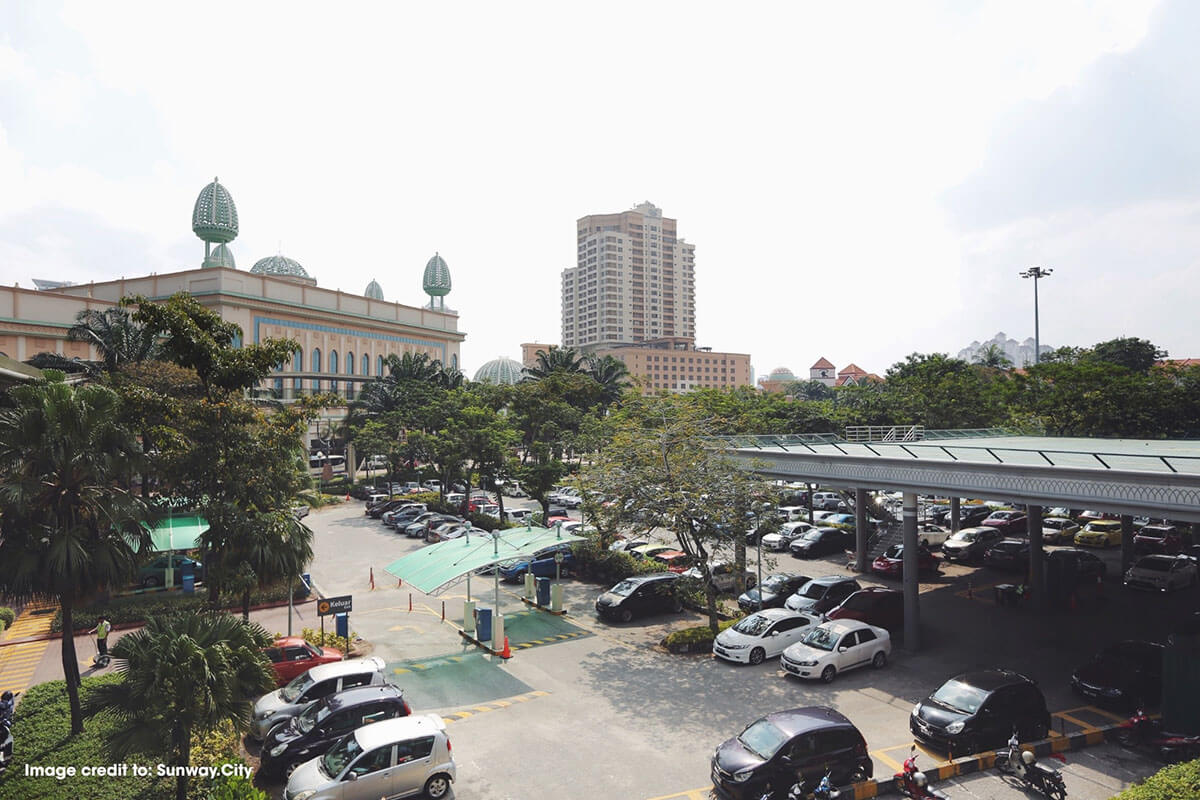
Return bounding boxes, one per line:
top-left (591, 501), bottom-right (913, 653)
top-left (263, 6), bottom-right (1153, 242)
top-left (570, 539), bottom-right (660, 584)
top-left (662, 619), bottom-right (739, 652)
top-left (0, 606), bottom-right (15, 628)
top-left (1111, 758), bottom-right (1200, 800)
top-left (208, 773), bottom-right (269, 800)
top-left (272, 626), bottom-right (356, 655)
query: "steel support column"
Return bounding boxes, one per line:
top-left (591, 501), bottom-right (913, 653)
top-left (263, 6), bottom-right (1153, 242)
top-left (949, 497), bottom-right (960, 533)
top-left (1121, 514), bottom-right (1136, 573)
top-left (854, 488), bottom-right (868, 573)
top-left (1028, 504), bottom-right (1044, 611)
top-left (902, 492), bottom-right (920, 652)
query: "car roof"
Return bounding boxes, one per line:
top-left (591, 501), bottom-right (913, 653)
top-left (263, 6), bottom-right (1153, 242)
top-left (355, 714), bottom-right (445, 751)
top-left (323, 684), bottom-right (404, 711)
top-left (270, 637), bottom-right (312, 649)
top-left (807, 575), bottom-right (853, 585)
top-left (623, 571), bottom-right (677, 584)
top-left (1139, 524), bottom-right (1176, 534)
top-left (949, 668), bottom-right (1033, 691)
top-left (751, 607), bottom-right (809, 622)
top-left (1137, 554), bottom-right (1183, 565)
top-left (1087, 520), bottom-right (1122, 528)
top-left (763, 706), bottom-right (858, 738)
top-left (306, 656), bottom-right (386, 682)
top-left (849, 586), bottom-right (900, 596)
top-left (816, 618), bottom-right (875, 635)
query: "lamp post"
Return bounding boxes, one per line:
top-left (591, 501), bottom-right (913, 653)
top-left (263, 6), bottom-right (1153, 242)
top-left (1019, 267), bottom-right (1053, 364)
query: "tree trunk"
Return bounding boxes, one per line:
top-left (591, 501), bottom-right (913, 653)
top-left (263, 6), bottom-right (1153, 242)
top-left (705, 585), bottom-right (720, 635)
top-left (206, 552), bottom-right (221, 606)
top-left (60, 601), bottom-right (84, 735)
top-left (242, 587), bottom-right (252, 623)
top-left (495, 487), bottom-right (505, 526)
top-left (733, 539), bottom-right (747, 597)
top-left (175, 721), bottom-right (190, 800)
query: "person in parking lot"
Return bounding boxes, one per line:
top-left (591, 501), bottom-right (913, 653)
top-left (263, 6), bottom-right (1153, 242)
top-left (88, 615), bottom-right (111, 659)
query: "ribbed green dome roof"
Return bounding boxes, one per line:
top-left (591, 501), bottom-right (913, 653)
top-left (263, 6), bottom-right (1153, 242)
top-left (250, 254), bottom-right (310, 279)
top-left (192, 177), bottom-right (239, 244)
top-left (422, 252), bottom-right (451, 297)
top-left (364, 279), bottom-right (384, 300)
top-left (203, 243), bottom-right (236, 268)
top-left (473, 357), bottom-right (524, 385)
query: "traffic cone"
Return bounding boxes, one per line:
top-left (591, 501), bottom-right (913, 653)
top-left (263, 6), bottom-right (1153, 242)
top-left (500, 636), bottom-right (512, 659)
top-left (345, 491), bottom-right (350, 501)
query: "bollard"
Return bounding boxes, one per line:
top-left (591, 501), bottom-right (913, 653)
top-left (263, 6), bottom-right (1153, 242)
top-left (369, 567), bottom-right (375, 590)
top-left (408, 593), bottom-right (412, 612)
top-left (551, 582), bottom-right (563, 613)
top-left (463, 600), bottom-right (476, 635)
top-left (524, 571), bottom-right (535, 600)
top-left (441, 600), bottom-right (445, 621)
top-left (493, 613), bottom-right (505, 655)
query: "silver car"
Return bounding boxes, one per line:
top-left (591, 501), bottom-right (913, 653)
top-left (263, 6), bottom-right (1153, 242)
top-left (284, 714), bottom-right (456, 800)
top-left (252, 657), bottom-right (387, 741)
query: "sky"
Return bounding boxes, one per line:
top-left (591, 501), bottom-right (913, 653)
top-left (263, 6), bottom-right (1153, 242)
top-left (1, 0), bottom-right (1194, 381)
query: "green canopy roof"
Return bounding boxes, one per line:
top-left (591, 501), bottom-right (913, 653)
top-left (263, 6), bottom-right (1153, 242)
top-left (143, 515), bottom-right (210, 552)
top-left (383, 526), bottom-right (584, 595)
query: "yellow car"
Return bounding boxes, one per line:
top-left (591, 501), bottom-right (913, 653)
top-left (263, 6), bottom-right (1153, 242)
top-left (1074, 520), bottom-right (1123, 548)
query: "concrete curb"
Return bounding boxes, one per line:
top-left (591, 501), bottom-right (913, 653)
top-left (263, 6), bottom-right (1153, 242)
top-left (845, 725), bottom-right (1118, 798)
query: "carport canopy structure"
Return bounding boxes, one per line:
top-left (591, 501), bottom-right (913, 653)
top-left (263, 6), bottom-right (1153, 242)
top-left (383, 525), bottom-right (585, 595)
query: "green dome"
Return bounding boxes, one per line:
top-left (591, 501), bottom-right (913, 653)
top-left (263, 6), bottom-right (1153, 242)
top-left (203, 243), bottom-right (236, 268)
top-left (473, 357), bottom-right (524, 385)
top-left (364, 279), bottom-right (384, 300)
top-left (251, 254), bottom-right (310, 280)
top-left (192, 177), bottom-right (239, 243)
top-left (422, 252), bottom-right (452, 297)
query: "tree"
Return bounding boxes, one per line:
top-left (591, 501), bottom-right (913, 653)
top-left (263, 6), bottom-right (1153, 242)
top-left (586, 354), bottom-right (631, 407)
top-left (448, 402), bottom-right (518, 518)
top-left (0, 373), bottom-right (150, 735)
top-left (1089, 337), bottom-right (1167, 374)
top-left (788, 380), bottom-right (834, 402)
top-left (86, 612), bottom-right (276, 800)
top-left (973, 343), bottom-right (1013, 370)
top-left (67, 307), bottom-right (158, 372)
top-left (523, 346), bottom-right (586, 380)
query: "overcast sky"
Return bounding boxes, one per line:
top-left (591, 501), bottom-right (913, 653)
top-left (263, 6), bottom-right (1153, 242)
top-left (2, 0), bottom-right (1193, 380)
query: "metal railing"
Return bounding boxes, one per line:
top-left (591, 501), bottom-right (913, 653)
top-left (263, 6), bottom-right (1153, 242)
top-left (844, 425), bottom-right (925, 443)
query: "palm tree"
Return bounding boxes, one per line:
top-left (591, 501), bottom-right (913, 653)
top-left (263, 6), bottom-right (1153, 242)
top-left (0, 374), bottom-right (149, 735)
top-left (86, 611), bottom-right (276, 800)
top-left (586, 354), bottom-right (631, 406)
top-left (199, 507), bottom-right (313, 621)
top-left (523, 346), bottom-right (585, 380)
top-left (67, 307), bottom-right (158, 372)
top-left (974, 343), bottom-right (1013, 370)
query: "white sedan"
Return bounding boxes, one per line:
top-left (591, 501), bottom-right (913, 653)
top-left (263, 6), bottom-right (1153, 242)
top-left (780, 619), bottom-right (892, 682)
top-left (759, 521), bottom-right (814, 552)
top-left (712, 608), bottom-right (820, 665)
top-left (1124, 555), bottom-right (1199, 592)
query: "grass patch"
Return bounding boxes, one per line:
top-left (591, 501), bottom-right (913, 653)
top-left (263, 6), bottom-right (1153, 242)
top-left (1111, 758), bottom-right (1200, 800)
top-left (661, 618), bottom-right (739, 653)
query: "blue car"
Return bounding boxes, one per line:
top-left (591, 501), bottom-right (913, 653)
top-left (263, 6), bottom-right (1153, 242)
top-left (499, 544), bottom-right (576, 582)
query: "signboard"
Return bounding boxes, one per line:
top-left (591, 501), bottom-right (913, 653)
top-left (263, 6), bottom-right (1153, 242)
top-left (317, 595), bottom-right (352, 616)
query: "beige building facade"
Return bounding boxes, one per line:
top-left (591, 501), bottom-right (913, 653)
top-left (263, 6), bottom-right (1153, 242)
top-left (522, 338), bottom-right (751, 395)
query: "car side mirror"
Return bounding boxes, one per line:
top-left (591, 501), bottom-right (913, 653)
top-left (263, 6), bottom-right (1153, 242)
top-left (838, 646), bottom-right (848, 652)
top-left (346, 773), bottom-right (358, 782)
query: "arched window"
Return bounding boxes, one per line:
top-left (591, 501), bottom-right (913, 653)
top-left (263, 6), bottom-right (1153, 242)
top-left (362, 353), bottom-right (370, 375)
top-left (294, 351), bottom-right (303, 372)
top-left (346, 352), bottom-right (355, 374)
top-left (312, 348), bottom-right (322, 373)
top-left (330, 351), bottom-right (339, 375)
top-left (376, 355), bottom-right (384, 376)
top-left (450, 353), bottom-right (458, 370)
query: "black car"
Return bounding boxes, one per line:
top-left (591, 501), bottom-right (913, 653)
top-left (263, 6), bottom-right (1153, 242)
top-left (783, 576), bottom-right (861, 615)
top-left (941, 527), bottom-right (1003, 563)
top-left (1071, 640), bottom-right (1164, 709)
top-left (737, 574), bottom-right (810, 614)
top-left (366, 499), bottom-right (411, 519)
top-left (983, 539), bottom-right (1030, 570)
top-left (1047, 548), bottom-right (1107, 580)
top-left (910, 669), bottom-right (1050, 754)
top-left (259, 685), bottom-right (412, 778)
top-left (789, 528), bottom-right (850, 559)
top-left (932, 504), bottom-right (992, 527)
top-left (595, 572), bottom-right (682, 623)
top-left (711, 706), bottom-right (872, 799)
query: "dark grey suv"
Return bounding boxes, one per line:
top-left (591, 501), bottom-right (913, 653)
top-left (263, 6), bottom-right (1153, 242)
top-left (940, 527), bottom-right (1003, 562)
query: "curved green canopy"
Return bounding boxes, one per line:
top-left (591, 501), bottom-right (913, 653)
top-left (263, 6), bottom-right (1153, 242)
top-left (143, 515), bottom-right (210, 552)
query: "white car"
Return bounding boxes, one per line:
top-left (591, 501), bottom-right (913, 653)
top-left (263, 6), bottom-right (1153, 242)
top-left (780, 619), bottom-right (891, 683)
top-left (1124, 555), bottom-right (1199, 592)
top-left (759, 521), bottom-right (814, 552)
top-left (712, 608), bottom-right (820, 665)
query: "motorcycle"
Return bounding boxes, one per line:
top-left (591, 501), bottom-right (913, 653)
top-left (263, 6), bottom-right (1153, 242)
top-left (996, 730), bottom-right (1067, 800)
top-left (758, 768), bottom-right (841, 800)
top-left (893, 746), bottom-right (949, 799)
top-left (1115, 707), bottom-right (1200, 763)
top-left (0, 690), bottom-right (17, 774)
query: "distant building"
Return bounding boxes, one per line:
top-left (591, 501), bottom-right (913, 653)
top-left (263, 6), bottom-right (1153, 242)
top-left (758, 366), bottom-right (800, 394)
top-left (810, 357), bottom-right (836, 386)
top-left (958, 332), bottom-right (1050, 367)
top-left (757, 358), bottom-right (881, 393)
top-left (521, 339), bottom-right (751, 395)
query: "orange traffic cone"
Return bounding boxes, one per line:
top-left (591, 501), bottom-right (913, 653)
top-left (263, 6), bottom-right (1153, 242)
top-left (500, 636), bottom-right (512, 659)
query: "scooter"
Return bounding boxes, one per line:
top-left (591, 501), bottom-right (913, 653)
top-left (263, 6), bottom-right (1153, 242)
top-left (757, 768), bottom-right (841, 800)
top-left (893, 746), bottom-right (950, 799)
top-left (1114, 707), bottom-right (1200, 763)
top-left (92, 639), bottom-right (111, 669)
top-left (996, 730), bottom-right (1067, 800)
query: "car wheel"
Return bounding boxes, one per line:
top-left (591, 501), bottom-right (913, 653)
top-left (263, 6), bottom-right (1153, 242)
top-left (619, 608), bottom-right (633, 623)
top-left (142, 576), bottom-right (161, 588)
top-left (424, 773), bottom-right (452, 799)
top-left (821, 665), bottom-right (837, 683)
top-left (284, 761), bottom-right (302, 779)
top-left (872, 651), bottom-right (887, 669)
top-left (749, 647), bottom-right (766, 666)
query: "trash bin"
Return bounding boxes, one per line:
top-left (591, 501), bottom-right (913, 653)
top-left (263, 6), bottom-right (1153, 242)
top-left (536, 577), bottom-right (551, 606)
top-left (297, 573), bottom-right (313, 599)
top-left (475, 607), bottom-right (492, 642)
top-left (335, 612), bottom-right (349, 639)
top-left (994, 584), bottom-right (1018, 607)
top-left (181, 572), bottom-right (195, 594)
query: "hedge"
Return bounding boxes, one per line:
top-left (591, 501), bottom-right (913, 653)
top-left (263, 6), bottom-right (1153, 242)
top-left (0, 606), bottom-right (14, 628)
top-left (569, 540), bottom-right (663, 584)
top-left (1111, 758), bottom-right (1200, 800)
top-left (662, 619), bottom-right (739, 653)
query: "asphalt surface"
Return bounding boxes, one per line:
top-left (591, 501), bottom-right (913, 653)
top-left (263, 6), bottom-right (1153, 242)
top-left (289, 500), bottom-right (1184, 800)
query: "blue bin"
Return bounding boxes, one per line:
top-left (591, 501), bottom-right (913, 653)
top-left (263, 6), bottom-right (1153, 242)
top-left (536, 577), bottom-right (551, 606)
top-left (181, 572), bottom-right (195, 594)
top-left (335, 612), bottom-right (349, 639)
top-left (297, 573), bottom-right (313, 599)
top-left (475, 607), bottom-right (492, 642)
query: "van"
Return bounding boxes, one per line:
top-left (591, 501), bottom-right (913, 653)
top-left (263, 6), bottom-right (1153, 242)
top-left (777, 506), bottom-right (808, 522)
top-left (812, 491), bottom-right (844, 510)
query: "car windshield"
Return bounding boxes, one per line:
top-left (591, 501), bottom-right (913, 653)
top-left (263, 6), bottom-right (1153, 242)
top-left (296, 700), bottom-right (332, 733)
top-left (737, 719), bottom-right (790, 760)
top-left (802, 530), bottom-right (823, 542)
top-left (883, 545), bottom-right (902, 558)
top-left (321, 732), bottom-right (363, 777)
top-left (800, 582), bottom-right (828, 599)
top-left (949, 530), bottom-right (977, 542)
top-left (610, 580), bottom-right (639, 596)
top-left (762, 576), bottom-right (790, 592)
top-left (800, 626), bottom-right (838, 651)
top-left (1136, 559), bottom-right (1171, 572)
top-left (280, 672), bottom-right (314, 702)
top-left (931, 680), bottom-right (989, 714)
top-left (732, 614), bottom-right (773, 636)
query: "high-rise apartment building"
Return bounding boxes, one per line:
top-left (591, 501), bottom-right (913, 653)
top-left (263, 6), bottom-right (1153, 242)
top-left (562, 202), bottom-right (695, 350)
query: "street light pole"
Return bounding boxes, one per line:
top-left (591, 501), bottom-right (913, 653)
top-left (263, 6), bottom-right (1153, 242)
top-left (1019, 267), bottom-right (1053, 364)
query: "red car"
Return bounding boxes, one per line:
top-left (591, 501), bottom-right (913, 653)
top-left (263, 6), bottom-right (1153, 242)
top-left (651, 550), bottom-right (694, 573)
top-left (1134, 525), bottom-right (1184, 555)
top-left (263, 637), bottom-right (343, 686)
top-left (871, 544), bottom-right (940, 579)
top-left (981, 510), bottom-right (1027, 534)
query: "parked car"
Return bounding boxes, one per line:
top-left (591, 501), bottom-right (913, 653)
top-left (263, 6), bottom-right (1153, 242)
top-left (1135, 525), bottom-right (1184, 555)
top-left (264, 637), bottom-right (343, 686)
top-left (1040, 517), bottom-right (1081, 544)
top-left (822, 513), bottom-right (856, 528)
top-left (499, 544), bottom-right (576, 581)
top-left (811, 492), bottom-right (845, 511)
top-left (983, 538), bottom-right (1030, 571)
top-left (710, 706), bottom-right (872, 799)
top-left (650, 550), bottom-right (694, 573)
top-left (137, 554), bottom-right (203, 588)
top-left (252, 657), bottom-right (388, 741)
top-left (826, 587), bottom-right (904, 631)
top-left (364, 492), bottom-right (389, 506)
top-left (784, 576), bottom-right (861, 615)
top-left (608, 537), bottom-right (650, 553)
top-left (788, 527), bottom-right (850, 559)
top-left (780, 619), bottom-right (892, 682)
top-left (914, 522), bottom-right (952, 549)
top-left (941, 527), bottom-right (1003, 563)
top-left (500, 481), bottom-right (528, 498)
top-left (870, 544), bottom-right (940, 579)
top-left (712, 608), bottom-right (820, 665)
top-left (910, 669), bottom-right (1050, 754)
top-left (503, 508), bottom-right (533, 525)
top-left (291, 504), bottom-right (310, 520)
top-left (1047, 548), bottom-right (1107, 581)
top-left (981, 510), bottom-right (1027, 535)
top-left (283, 714), bottom-right (455, 800)
top-left (1078, 510), bottom-right (1120, 524)
top-left (401, 512), bottom-right (456, 537)
top-left (1075, 520), bottom-right (1123, 548)
top-left (776, 506), bottom-right (809, 522)
top-left (1070, 640), bottom-right (1164, 709)
top-left (683, 561), bottom-right (757, 594)
top-left (629, 543), bottom-right (676, 561)
top-left (932, 504), bottom-right (991, 527)
top-left (595, 572), bottom-right (682, 622)
top-left (737, 574), bottom-right (810, 613)
top-left (259, 684), bottom-right (412, 778)
top-left (760, 521), bottom-right (814, 552)
top-left (1124, 555), bottom-right (1199, 592)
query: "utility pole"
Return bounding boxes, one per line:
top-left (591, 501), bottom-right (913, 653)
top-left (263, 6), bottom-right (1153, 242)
top-left (1019, 267), bottom-right (1053, 364)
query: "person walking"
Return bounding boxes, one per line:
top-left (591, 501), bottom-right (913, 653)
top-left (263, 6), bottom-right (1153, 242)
top-left (89, 615), bottom-right (112, 663)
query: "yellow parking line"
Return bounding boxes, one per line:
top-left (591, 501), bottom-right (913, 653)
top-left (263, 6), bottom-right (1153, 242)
top-left (1053, 711), bottom-right (1099, 732)
top-left (644, 788), bottom-right (712, 800)
top-left (1082, 705), bottom-right (1130, 723)
top-left (872, 749), bottom-right (904, 772)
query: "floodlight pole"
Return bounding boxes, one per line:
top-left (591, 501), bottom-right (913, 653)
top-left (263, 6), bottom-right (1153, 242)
top-left (1020, 267), bottom-right (1053, 364)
